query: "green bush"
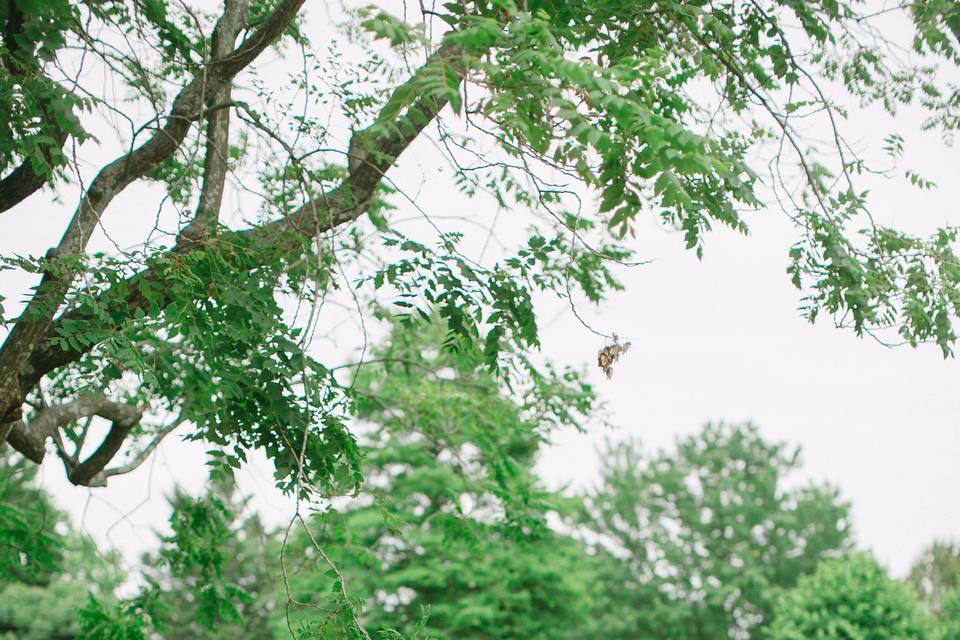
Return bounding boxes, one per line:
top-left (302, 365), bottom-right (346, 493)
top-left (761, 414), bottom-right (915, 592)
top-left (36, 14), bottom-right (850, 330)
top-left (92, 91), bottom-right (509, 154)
top-left (769, 554), bottom-right (933, 640)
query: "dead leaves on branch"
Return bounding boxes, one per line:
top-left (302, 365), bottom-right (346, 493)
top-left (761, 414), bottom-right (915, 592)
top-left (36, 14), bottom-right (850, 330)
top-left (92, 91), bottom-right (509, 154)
top-left (597, 334), bottom-right (631, 379)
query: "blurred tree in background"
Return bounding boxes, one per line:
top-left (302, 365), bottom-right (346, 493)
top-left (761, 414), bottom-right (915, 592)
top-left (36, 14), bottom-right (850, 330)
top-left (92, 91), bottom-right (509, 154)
top-left (6, 408), bottom-right (960, 640)
top-left (0, 452), bottom-right (65, 587)
top-left (141, 477), bottom-right (277, 640)
top-left (911, 541), bottom-right (960, 616)
top-left (276, 319), bottom-right (594, 639)
top-left (938, 588), bottom-right (960, 640)
top-left (576, 423), bottom-right (851, 640)
top-left (768, 553), bottom-right (933, 640)
top-left (909, 541), bottom-right (960, 640)
top-left (0, 452), bottom-right (123, 639)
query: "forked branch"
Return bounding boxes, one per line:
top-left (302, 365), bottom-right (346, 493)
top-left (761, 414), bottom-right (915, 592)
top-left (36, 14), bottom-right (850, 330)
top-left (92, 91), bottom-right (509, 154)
top-left (0, 0), bottom-right (306, 431)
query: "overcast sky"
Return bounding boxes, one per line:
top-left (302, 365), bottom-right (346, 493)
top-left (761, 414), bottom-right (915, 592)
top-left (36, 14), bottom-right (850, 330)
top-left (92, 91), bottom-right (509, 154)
top-left (0, 2), bottom-right (957, 581)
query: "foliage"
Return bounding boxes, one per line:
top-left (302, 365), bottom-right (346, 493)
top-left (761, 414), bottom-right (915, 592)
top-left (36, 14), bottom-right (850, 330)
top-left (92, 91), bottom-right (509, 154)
top-left (0, 0), bottom-right (958, 502)
top-left (908, 541), bottom-right (960, 640)
top-left (0, 451), bottom-right (64, 586)
top-left (768, 553), bottom-right (934, 640)
top-left (0, 453), bottom-right (124, 639)
top-left (0, 4), bottom-right (958, 633)
top-left (1, 540), bottom-right (125, 640)
top-left (78, 592), bottom-right (159, 640)
top-left (277, 317), bottom-right (595, 639)
top-left (910, 540), bottom-right (960, 616)
top-left (0, 579), bottom-right (93, 640)
top-left (86, 316), bottom-right (596, 639)
top-left (0, 0), bottom-right (88, 183)
top-left (939, 586), bottom-right (960, 640)
top-left (142, 476), bottom-right (276, 640)
top-left (577, 423), bottom-right (852, 640)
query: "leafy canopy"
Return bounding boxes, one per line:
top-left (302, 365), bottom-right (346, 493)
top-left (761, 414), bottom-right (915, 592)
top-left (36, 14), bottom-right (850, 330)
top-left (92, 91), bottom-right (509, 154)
top-left (577, 423), bottom-right (852, 640)
top-left (769, 554), bottom-right (934, 640)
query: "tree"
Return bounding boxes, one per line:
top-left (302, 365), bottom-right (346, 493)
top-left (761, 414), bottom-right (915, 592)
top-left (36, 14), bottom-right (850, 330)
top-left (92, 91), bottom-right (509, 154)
top-left (102, 316), bottom-right (594, 638)
top-left (0, 0), bottom-right (959, 498)
top-left (0, 534), bottom-right (124, 640)
top-left (0, 451), bottom-right (124, 639)
top-left (0, 451), bottom-right (65, 587)
top-left (908, 541), bottom-right (960, 640)
top-left (910, 540), bottom-right (960, 616)
top-left (141, 476), bottom-right (277, 640)
top-left (768, 553), bottom-right (933, 640)
top-left (939, 587), bottom-right (960, 640)
top-left (577, 423), bottom-right (851, 640)
top-left (275, 318), bottom-right (594, 639)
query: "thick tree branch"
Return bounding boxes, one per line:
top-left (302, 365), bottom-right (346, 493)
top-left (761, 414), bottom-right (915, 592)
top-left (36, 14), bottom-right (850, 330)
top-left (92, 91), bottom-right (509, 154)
top-left (0, 1), bottom-right (72, 214)
top-left (3, 421), bottom-right (42, 463)
top-left (1, 37), bottom-right (471, 480)
top-left (0, 0), bottom-right (306, 430)
top-left (67, 416), bottom-right (140, 487)
top-left (244, 40), bottom-right (468, 248)
top-left (4, 395), bottom-right (142, 469)
top-left (19, 39), bottom-right (471, 398)
top-left (183, 0), bottom-right (250, 242)
top-left (0, 126), bottom-right (68, 214)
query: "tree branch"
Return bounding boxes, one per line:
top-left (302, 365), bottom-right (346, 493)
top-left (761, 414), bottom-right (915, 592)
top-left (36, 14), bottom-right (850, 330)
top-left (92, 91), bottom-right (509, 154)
top-left (0, 2), bottom-right (72, 214)
top-left (0, 0), bottom-right (306, 431)
top-left (100, 414), bottom-right (187, 482)
top-left (0, 127), bottom-right (68, 214)
top-left (4, 395), bottom-right (142, 468)
top-left (182, 0), bottom-right (250, 242)
top-left (67, 415), bottom-right (140, 487)
top-left (18, 39), bottom-right (471, 399)
top-left (1, 36), bottom-right (472, 481)
top-left (243, 40), bottom-right (468, 248)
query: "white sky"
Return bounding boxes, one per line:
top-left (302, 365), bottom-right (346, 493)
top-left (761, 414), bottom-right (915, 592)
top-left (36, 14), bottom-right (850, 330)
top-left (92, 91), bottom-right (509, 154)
top-left (0, 2), bottom-right (957, 581)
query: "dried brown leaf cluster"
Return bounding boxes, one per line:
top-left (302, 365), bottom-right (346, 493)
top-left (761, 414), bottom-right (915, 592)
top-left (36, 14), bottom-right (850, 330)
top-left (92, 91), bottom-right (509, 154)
top-left (597, 334), bottom-right (631, 379)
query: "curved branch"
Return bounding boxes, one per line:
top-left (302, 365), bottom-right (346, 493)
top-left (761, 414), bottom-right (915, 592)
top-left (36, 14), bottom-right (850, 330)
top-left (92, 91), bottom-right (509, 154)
top-left (101, 414), bottom-right (187, 482)
top-left (245, 40), bottom-right (468, 247)
top-left (4, 395), bottom-right (142, 466)
top-left (67, 415), bottom-right (140, 487)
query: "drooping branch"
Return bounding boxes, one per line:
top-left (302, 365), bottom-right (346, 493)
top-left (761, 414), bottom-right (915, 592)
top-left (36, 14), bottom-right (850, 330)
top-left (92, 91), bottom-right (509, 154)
top-left (0, 0), bottom-right (306, 429)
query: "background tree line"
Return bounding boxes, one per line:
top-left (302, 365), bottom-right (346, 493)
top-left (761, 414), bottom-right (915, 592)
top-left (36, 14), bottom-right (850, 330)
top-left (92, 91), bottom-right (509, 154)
top-left (1, 318), bottom-right (958, 640)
